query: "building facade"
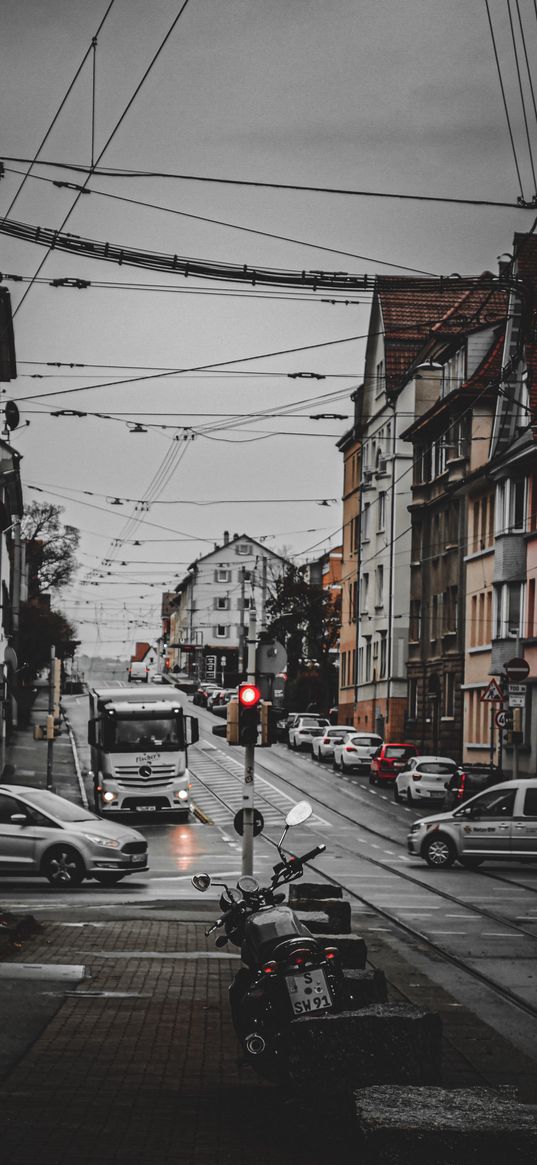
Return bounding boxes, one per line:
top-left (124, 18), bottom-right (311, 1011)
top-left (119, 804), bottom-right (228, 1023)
top-left (169, 532), bottom-right (286, 684)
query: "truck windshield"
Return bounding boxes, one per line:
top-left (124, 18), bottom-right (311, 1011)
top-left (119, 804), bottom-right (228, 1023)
top-left (106, 717), bottom-right (183, 752)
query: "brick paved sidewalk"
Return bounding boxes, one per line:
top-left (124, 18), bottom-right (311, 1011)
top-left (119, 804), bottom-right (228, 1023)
top-left (2, 911), bottom-right (537, 1165)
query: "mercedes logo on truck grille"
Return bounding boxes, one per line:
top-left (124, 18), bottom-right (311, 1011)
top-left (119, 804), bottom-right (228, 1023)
top-left (139, 764), bottom-right (152, 777)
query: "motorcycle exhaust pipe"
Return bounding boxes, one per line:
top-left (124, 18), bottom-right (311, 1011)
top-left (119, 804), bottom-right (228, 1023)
top-left (245, 1033), bottom-right (266, 1055)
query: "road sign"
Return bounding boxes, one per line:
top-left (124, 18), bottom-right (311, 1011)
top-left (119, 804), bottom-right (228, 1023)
top-left (205, 655), bottom-right (216, 677)
top-left (495, 710), bottom-right (512, 728)
top-left (508, 684), bottom-right (526, 708)
top-left (504, 657), bottom-right (530, 682)
top-left (480, 678), bottom-right (504, 703)
top-left (233, 808), bottom-right (264, 837)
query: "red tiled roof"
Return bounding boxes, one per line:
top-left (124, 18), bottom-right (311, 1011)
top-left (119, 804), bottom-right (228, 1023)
top-left (376, 276), bottom-right (507, 394)
top-left (132, 641), bottom-right (151, 662)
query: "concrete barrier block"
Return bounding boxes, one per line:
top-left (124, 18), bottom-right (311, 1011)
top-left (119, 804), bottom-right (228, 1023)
top-left (319, 934), bottom-right (367, 968)
top-left (354, 1086), bottom-right (537, 1163)
top-left (290, 882), bottom-right (343, 901)
top-left (287, 1005), bottom-right (442, 1094)
top-left (296, 911), bottom-right (338, 935)
top-left (294, 899), bottom-right (351, 933)
top-left (344, 968), bottom-right (387, 1009)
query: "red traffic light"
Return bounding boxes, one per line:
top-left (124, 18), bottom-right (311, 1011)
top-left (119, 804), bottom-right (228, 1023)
top-left (238, 683), bottom-right (261, 707)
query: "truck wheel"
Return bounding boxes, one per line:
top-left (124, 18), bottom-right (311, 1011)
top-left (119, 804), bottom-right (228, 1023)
top-left (42, 846), bottom-right (85, 888)
top-left (423, 835), bottom-right (455, 869)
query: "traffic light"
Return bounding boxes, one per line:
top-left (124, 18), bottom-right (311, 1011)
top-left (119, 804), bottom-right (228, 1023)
top-left (260, 700), bottom-right (272, 746)
top-left (238, 683), bottom-right (261, 746)
top-left (226, 698), bottom-right (239, 745)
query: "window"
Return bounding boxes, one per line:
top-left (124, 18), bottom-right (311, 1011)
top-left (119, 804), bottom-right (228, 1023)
top-left (236, 543), bottom-right (252, 555)
top-left (362, 502), bottom-right (370, 541)
top-left (215, 625), bottom-right (228, 638)
top-left (215, 596), bottom-right (229, 610)
top-left (523, 789), bottom-right (537, 817)
top-left (494, 582), bottom-right (524, 639)
top-left (350, 515), bottom-right (359, 554)
top-left (375, 565), bottom-right (384, 607)
top-left (409, 598), bottom-right (421, 641)
top-left (408, 677), bottom-right (418, 719)
top-left (216, 568), bottom-right (231, 582)
top-left (379, 632), bottom-right (387, 678)
top-left (496, 479), bottom-right (526, 535)
top-left (365, 638), bottom-right (372, 680)
top-left (444, 672), bottom-right (455, 717)
top-left (377, 492), bottom-right (386, 531)
top-left (411, 523), bottom-right (422, 563)
top-left (350, 580), bottom-right (357, 622)
top-left (361, 573), bottom-right (369, 612)
top-left (374, 358), bottom-right (384, 399)
top-left (0, 793), bottom-right (21, 823)
top-left (468, 789), bottom-right (516, 819)
top-left (528, 578), bottom-right (536, 638)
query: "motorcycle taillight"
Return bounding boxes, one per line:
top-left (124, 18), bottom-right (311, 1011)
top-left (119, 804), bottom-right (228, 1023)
top-left (324, 947), bottom-right (338, 961)
top-left (262, 960), bottom-right (278, 975)
top-left (286, 947), bottom-right (311, 971)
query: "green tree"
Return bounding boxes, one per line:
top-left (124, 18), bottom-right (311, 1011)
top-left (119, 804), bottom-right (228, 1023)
top-left (18, 604), bottom-right (78, 683)
top-left (265, 563), bottom-right (341, 711)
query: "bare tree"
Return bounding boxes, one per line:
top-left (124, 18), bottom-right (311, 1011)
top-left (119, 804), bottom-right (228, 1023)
top-left (22, 501), bottom-right (80, 595)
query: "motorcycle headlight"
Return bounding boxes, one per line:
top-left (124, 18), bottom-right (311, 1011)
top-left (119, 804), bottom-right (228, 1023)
top-left (82, 833), bottom-right (120, 848)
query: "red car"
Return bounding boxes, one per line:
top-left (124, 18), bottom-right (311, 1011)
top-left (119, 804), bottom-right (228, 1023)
top-left (369, 742), bottom-right (419, 785)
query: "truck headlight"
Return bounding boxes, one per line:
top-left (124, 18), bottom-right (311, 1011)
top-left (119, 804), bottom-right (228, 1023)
top-left (82, 833), bottom-right (120, 848)
top-left (175, 789), bottom-right (189, 801)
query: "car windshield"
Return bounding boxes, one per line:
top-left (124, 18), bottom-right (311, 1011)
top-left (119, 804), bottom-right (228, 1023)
top-left (419, 762), bottom-right (456, 774)
top-left (385, 746), bottom-right (414, 759)
top-left (300, 716), bottom-right (327, 725)
top-left (353, 735), bottom-right (382, 747)
top-left (22, 789), bottom-right (95, 823)
top-left (105, 717), bottom-right (183, 751)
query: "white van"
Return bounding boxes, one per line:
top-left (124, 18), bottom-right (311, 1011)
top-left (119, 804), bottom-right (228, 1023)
top-left (408, 778), bottom-right (537, 869)
top-left (128, 661), bottom-right (149, 683)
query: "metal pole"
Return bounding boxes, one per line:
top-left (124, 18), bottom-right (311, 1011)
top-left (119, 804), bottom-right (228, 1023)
top-left (242, 605), bottom-right (257, 876)
top-left (260, 557), bottom-right (268, 633)
top-left (46, 646), bottom-right (55, 790)
top-left (238, 567), bottom-right (246, 676)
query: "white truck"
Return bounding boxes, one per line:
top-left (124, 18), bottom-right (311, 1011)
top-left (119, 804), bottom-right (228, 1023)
top-left (88, 685), bottom-right (199, 816)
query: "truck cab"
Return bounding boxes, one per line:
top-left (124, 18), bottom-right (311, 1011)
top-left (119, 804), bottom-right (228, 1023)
top-left (88, 687), bottom-right (199, 816)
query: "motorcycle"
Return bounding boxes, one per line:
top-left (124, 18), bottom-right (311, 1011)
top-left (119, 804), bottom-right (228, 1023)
top-left (192, 800), bottom-right (345, 1081)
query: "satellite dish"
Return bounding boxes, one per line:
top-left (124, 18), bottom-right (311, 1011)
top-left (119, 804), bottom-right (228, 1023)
top-left (4, 402), bottom-right (20, 431)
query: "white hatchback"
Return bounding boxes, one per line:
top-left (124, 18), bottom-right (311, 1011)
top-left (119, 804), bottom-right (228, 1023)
top-left (311, 726), bottom-right (355, 763)
top-left (394, 756), bottom-right (457, 805)
top-left (332, 732), bottom-right (383, 774)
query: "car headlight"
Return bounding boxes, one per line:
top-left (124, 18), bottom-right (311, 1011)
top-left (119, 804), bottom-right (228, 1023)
top-left (409, 823), bottom-right (422, 834)
top-left (82, 833), bottom-right (120, 848)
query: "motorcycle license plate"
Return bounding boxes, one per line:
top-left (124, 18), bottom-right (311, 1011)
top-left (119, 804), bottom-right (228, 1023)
top-left (286, 968), bottom-right (332, 1016)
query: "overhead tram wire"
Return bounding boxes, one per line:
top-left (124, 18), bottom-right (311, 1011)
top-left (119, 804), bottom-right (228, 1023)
top-left (485, 0), bottom-right (526, 202)
top-left (0, 1), bottom-right (117, 231)
top-left (2, 165), bottom-right (438, 278)
top-left (507, 0), bottom-right (537, 194)
top-left (515, 0), bottom-right (537, 140)
top-left (11, 0), bottom-right (194, 318)
top-left (2, 154), bottom-right (536, 209)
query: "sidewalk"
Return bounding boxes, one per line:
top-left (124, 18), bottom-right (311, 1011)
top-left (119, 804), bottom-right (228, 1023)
top-left (1, 698), bottom-right (537, 1162)
top-left (4, 680), bottom-right (85, 804)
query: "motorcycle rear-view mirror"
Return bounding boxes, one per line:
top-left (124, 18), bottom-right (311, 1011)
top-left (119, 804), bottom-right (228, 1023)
top-left (192, 873), bottom-right (212, 892)
top-left (285, 801), bottom-right (312, 828)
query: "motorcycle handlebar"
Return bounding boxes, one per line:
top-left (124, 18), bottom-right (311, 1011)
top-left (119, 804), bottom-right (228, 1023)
top-left (296, 844), bottom-right (326, 864)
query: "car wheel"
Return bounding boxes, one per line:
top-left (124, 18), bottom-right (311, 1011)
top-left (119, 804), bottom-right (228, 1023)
top-left (42, 846), bottom-right (85, 888)
top-left (93, 872), bottom-right (127, 886)
top-left (393, 784), bottom-right (402, 803)
top-left (458, 857), bottom-right (484, 869)
top-left (423, 835), bottom-right (456, 869)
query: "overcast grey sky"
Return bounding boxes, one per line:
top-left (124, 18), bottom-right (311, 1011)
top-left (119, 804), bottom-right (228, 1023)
top-left (1, 0), bottom-right (536, 656)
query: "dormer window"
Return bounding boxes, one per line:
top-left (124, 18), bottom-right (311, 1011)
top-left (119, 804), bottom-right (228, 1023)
top-left (236, 542), bottom-right (252, 555)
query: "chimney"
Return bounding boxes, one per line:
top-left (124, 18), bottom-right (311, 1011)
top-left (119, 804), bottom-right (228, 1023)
top-left (223, 530), bottom-right (229, 545)
top-left (233, 532), bottom-right (239, 540)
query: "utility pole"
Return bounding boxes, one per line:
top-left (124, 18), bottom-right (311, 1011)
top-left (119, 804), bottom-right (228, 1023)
top-left (46, 646), bottom-right (55, 790)
top-left (242, 604), bottom-right (258, 876)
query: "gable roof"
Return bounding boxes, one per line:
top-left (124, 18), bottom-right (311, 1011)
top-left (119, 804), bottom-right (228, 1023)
top-left (373, 275), bottom-right (506, 395)
top-left (187, 533), bottom-right (288, 574)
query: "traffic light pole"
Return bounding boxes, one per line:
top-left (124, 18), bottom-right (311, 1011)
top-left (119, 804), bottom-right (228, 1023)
top-left (242, 606), bottom-right (257, 875)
